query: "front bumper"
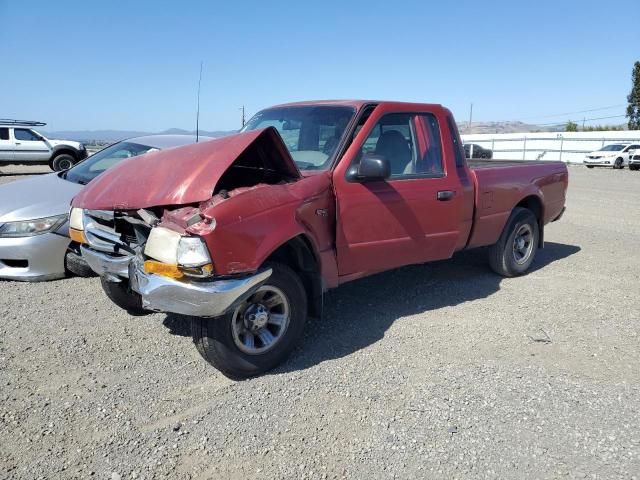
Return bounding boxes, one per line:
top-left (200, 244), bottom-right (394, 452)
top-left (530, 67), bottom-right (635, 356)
top-left (583, 159), bottom-right (615, 167)
top-left (81, 246), bottom-right (272, 317)
top-left (0, 232), bottom-right (70, 281)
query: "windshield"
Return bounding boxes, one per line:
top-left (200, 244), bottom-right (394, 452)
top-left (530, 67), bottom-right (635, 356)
top-left (63, 141), bottom-right (157, 185)
top-left (599, 144), bottom-right (626, 152)
top-left (242, 105), bottom-right (355, 170)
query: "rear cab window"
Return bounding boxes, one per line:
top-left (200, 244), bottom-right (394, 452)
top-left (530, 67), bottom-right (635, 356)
top-left (446, 115), bottom-right (467, 168)
top-left (0, 128), bottom-right (9, 141)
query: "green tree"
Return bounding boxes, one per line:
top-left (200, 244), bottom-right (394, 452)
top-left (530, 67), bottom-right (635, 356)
top-left (627, 61), bottom-right (640, 130)
top-left (565, 120), bottom-right (578, 132)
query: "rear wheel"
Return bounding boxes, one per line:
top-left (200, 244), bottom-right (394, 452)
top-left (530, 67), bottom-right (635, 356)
top-left (586, 165), bottom-right (595, 169)
top-left (100, 278), bottom-right (149, 315)
top-left (191, 262), bottom-right (307, 380)
top-left (488, 207), bottom-right (539, 277)
top-left (51, 153), bottom-right (75, 171)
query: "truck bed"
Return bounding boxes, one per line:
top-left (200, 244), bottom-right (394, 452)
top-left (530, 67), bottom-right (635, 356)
top-left (468, 159), bottom-right (553, 169)
top-left (465, 160), bottom-right (568, 249)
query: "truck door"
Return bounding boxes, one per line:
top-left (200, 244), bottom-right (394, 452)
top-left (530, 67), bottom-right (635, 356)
top-left (12, 128), bottom-right (50, 162)
top-left (0, 127), bottom-right (13, 161)
top-left (332, 106), bottom-right (465, 277)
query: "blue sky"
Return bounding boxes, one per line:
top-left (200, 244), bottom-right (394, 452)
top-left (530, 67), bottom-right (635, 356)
top-left (1, 0), bottom-right (638, 132)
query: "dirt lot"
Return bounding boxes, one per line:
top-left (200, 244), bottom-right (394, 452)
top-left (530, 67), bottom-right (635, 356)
top-left (0, 165), bottom-right (639, 479)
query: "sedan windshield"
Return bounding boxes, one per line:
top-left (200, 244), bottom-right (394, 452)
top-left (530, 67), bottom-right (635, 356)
top-left (63, 142), bottom-right (156, 185)
top-left (242, 106), bottom-right (355, 170)
top-left (599, 144), bottom-right (626, 152)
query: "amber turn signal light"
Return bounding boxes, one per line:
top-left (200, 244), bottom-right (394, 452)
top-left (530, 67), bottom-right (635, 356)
top-left (69, 228), bottom-right (87, 245)
top-left (144, 260), bottom-right (184, 279)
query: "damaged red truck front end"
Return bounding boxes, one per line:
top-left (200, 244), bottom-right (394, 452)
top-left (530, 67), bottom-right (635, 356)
top-left (70, 100), bottom-right (568, 379)
top-left (72, 126), bottom-right (334, 317)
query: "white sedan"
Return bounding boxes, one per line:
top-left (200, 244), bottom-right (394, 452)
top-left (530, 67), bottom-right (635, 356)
top-left (584, 143), bottom-right (640, 169)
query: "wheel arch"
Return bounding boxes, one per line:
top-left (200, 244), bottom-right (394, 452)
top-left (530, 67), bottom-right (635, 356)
top-left (261, 234), bottom-right (323, 318)
top-left (49, 147), bottom-right (78, 168)
top-left (515, 194), bottom-right (544, 247)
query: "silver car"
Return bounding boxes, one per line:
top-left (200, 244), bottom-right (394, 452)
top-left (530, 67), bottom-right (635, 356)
top-left (0, 135), bottom-right (210, 281)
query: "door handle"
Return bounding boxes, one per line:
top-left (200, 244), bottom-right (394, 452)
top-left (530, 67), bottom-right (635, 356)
top-left (15, 142), bottom-right (21, 145)
top-left (437, 190), bottom-right (455, 201)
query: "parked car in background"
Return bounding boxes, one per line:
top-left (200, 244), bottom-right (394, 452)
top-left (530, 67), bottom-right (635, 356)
top-left (628, 152), bottom-right (640, 171)
top-left (0, 135), bottom-right (210, 281)
top-left (583, 143), bottom-right (640, 169)
top-left (70, 100), bottom-right (568, 379)
top-left (463, 143), bottom-right (493, 159)
top-left (0, 120), bottom-right (88, 171)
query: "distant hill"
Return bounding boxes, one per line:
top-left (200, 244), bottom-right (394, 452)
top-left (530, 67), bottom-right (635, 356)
top-left (44, 121), bottom-right (625, 143)
top-left (457, 121), bottom-right (564, 134)
top-left (42, 128), bottom-right (237, 143)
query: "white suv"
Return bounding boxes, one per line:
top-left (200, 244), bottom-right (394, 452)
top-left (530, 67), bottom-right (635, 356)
top-left (584, 143), bottom-right (640, 169)
top-left (0, 120), bottom-right (87, 171)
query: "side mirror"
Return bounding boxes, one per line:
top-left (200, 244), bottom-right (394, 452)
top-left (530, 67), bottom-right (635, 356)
top-left (347, 153), bottom-right (390, 182)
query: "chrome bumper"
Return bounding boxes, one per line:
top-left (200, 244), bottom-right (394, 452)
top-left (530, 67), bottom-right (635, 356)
top-left (81, 245), bottom-right (272, 317)
top-left (81, 245), bottom-right (132, 280)
top-left (130, 265), bottom-right (272, 317)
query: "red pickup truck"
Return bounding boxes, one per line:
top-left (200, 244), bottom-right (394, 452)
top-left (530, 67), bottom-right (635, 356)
top-left (70, 101), bottom-right (568, 379)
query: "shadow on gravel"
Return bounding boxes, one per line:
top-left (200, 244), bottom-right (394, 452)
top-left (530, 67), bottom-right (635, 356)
top-left (275, 241), bottom-right (581, 374)
top-left (156, 242), bottom-right (581, 373)
top-left (162, 314), bottom-right (192, 336)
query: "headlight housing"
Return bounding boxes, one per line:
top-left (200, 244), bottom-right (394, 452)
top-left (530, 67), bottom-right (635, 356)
top-left (69, 207), bottom-right (84, 231)
top-left (144, 227), bottom-right (213, 279)
top-left (0, 214), bottom-right (68, 238)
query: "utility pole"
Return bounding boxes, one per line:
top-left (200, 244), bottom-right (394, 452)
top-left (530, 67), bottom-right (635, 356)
top-left (582, 117), bottom-right (585, 130)
top-left (195, 61), bottom-right (203, 142)
top-left (468, 103), bottom-right (473, 133)
top-left (240, 105), bottom-right (246, 128)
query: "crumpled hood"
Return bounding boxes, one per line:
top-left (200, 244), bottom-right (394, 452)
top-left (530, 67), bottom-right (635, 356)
top-left (72, 127), bottom-right (300, 210)
top-left (0, 173), bottom-right (83, 222)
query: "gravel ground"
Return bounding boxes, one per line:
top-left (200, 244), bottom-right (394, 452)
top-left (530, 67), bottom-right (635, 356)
top-left (1, 165), bottom-right (639, 479)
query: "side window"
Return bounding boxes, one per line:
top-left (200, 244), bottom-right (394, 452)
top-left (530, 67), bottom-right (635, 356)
top-left (0, 128), bottom-right (9, 140)
top-left (446, 116), bottom-right (466, 167)
top-left (14, 129), bottom-right (41, 141)
top-left (360, 112), bottom-right (443, 177)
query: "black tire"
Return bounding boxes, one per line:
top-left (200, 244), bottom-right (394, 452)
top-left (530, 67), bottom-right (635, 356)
top-left (630, 165), bottom-right (639, 171)
top-left (488, 207), bottom-right (540, 277)
top-left (614, 158), bottom-right (624, 169)
top-left (100, 277), bottom-right (149, 316)
top-left (586, 166), bottom-right (595, 169)
top-left (51, 153), bottom-right (75, 172)
top-left (64, 249), bottom-right (95, 277)
top-left (191, 262), bottom-right (307, 380)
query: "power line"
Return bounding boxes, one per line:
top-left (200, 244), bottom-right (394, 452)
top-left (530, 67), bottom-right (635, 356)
top-left (537, 114), bottom-right (626, 127)
top-left (517, 104), bottom-right (626, 121)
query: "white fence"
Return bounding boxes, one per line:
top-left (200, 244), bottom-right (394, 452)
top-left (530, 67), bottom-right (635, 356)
top-left (461, 130), bottom-right (640, 164)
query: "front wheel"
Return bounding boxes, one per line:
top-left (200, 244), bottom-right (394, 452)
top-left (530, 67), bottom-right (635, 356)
top-left (51, 153), bottom-right (75, 171)
top-left (100, 277), bottom-right (149, 315)
top-left (614, 158), bottom-right (624, 169)
top-left (630, 165), bottom-right (639, 171)
top-left (488, 207), bottom-right (540, 277)
top-left (191, 262), bottom-right (307, 380)
top-left (586, 165), bottom-right (595, 169)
